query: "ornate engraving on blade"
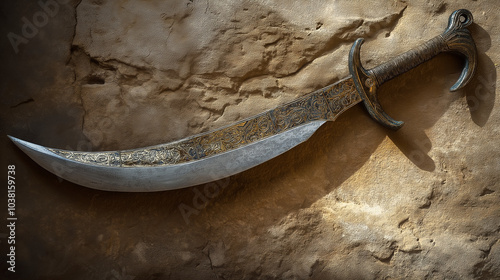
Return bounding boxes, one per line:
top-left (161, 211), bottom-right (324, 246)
top-left (120, 112), bottom-right (276, 166)
top-left (48, 149), bottom-right (121, 167)
top-left (48, 79), bottom-right (360, 167)
top-left (270, 91), bottom-right (330, 132)
top-left (323, 79), bottom-right (360, 117)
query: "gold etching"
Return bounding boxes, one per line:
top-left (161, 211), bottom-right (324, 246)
top-left (49, 79), bottom-right (361, 167)
top-left (271, 91), bottom-right (330, 132)
top-left (322, 79), bottom-right (361, 118)
top-left (49, 149), bottom-right (121, 167)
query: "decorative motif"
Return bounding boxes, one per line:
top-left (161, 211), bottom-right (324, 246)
top-left (349, 9), bottom-right (476, 130)
top-left (270, 91), bottom-right (330, 132)
top-left (49, 149), bottom-right (121, 167)
top-left (322, 78), bottom-right (361, 118)
top-left (120, 112), bottom-right (276, 166)
top-left (48, 78), bottom-right (361, 167)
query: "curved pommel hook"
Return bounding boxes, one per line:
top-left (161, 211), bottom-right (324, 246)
top-left (443, 9), bottom-right (477, 91)
top-left (349, 9), bottom-right (477, 130)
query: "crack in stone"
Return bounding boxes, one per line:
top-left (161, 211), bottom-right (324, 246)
top-left (69, 0), bottom-right (87, 143)
top-left (473, 240), bottom-right (498, 277)
top-left (10, 98), bottom-right (34, 109)
top-left (65, 0), bottom-right (84, 65)
top-left (203, 240), bottom-right (220, 280)
top-left (206, 250), bottom-right (219, 279)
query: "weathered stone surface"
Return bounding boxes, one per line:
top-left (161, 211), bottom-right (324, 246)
top-left (1, 0), bottom-right (499, 279)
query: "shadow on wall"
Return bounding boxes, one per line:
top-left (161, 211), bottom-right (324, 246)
top-left (387, 22), bottom-right (495, 172)
top-left (465, 23), bottom-right (496, 127)
top-left (2, 2), bottom-right (496, 279)
top-left (7, 48), bottom-right (491, 279)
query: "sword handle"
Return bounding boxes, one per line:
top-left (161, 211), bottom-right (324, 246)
top-left (349, 9), bottom-right (477, 130)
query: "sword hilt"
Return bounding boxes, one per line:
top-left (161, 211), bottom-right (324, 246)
top-left (349, 9), bottom-right (477, 130)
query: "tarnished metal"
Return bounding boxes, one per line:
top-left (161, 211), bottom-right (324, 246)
top-left (46, 78), bottom-right (359, 168)
top-left (8, 78), bottom-right (360, 191)
top-left (349, 9), bottom-right (477, 130)
top-left (9, 122), bottom-right (328, 191)
top-left (9, 9), bottom-right (478, 192)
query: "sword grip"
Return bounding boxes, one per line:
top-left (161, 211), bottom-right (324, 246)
top-left (370, 10), bottom-right (476, 90)
top-left (370, 35), bottom-right (445, 86)
top-left (349, 9), bottom-right (477, 130)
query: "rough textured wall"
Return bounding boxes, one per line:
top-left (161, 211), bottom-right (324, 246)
top-left (1, 0), bottom-right (499, 279)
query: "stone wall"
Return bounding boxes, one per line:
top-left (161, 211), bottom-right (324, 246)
top-left (1, 0), bottom-right (499, 279)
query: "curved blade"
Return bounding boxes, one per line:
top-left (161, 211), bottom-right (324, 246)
top-left (9, 122), bottom-right (326, 191)
top-left (9, 78), bottom-right (360, 191)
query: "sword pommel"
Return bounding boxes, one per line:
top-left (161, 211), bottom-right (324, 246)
top-left (442, 9), bottom-right (476, 91)
top-left (349, 9), bottom-right (477, 130)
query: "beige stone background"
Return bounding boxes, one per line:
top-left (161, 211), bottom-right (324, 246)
top-left (1, 0), bottom-right (499, 279)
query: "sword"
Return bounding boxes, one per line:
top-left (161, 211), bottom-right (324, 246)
top-left (9, 9), bottom-right (477, 192)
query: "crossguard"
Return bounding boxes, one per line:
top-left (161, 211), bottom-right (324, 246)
top-left (349, 9), bottom-right (477, 130)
